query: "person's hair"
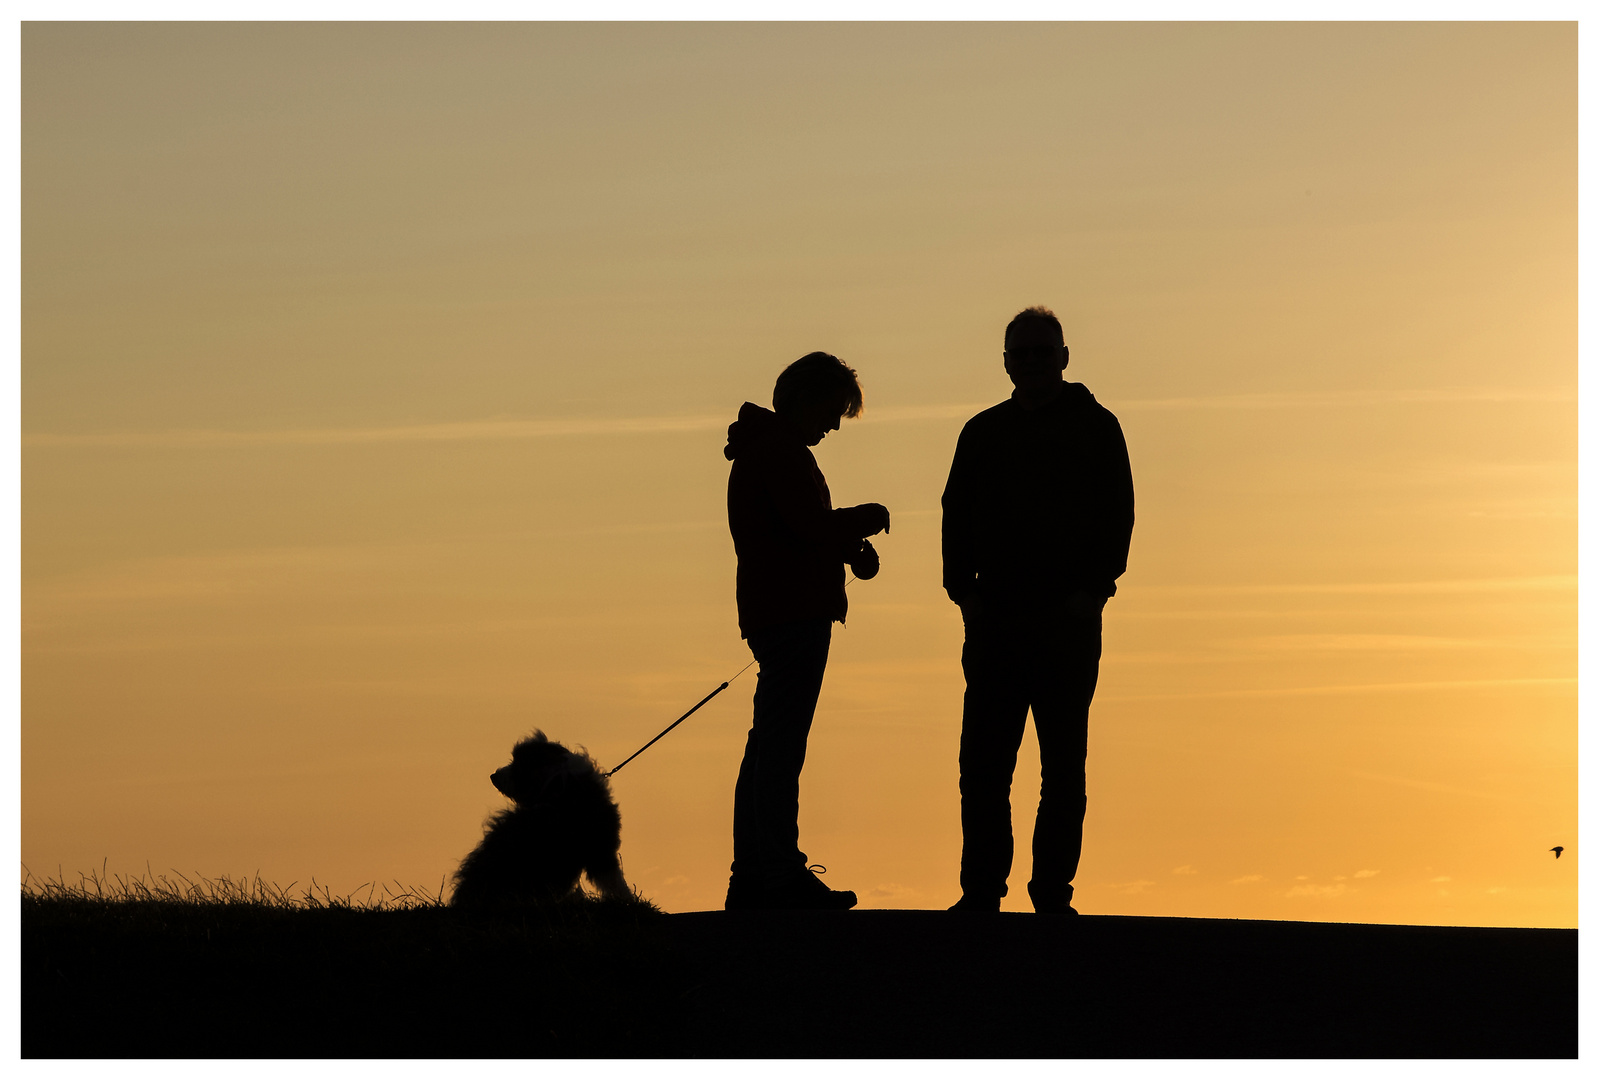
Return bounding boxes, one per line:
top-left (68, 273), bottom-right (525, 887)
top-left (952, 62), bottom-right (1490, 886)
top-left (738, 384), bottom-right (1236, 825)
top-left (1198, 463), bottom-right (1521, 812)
top-left (772, 352), bottom-right (864, 419)
top-left (1005, 305), bottom-right (1064, 346)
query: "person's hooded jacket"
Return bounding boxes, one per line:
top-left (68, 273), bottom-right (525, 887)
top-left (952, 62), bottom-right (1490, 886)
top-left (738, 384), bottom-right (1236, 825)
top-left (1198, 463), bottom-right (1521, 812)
top-left (725, 402), bottom-right (881, 638)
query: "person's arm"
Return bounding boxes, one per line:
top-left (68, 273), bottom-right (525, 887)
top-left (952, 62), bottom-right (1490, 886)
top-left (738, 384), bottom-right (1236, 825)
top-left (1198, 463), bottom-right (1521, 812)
top-left (833, 502), bottom-right (890, 542)
top-left (762, 445), bottom-right (888, 555)
top-left (1096, 414), bottom-right (1135, 598)
top-left (942, 421), bottom-right (981, 607)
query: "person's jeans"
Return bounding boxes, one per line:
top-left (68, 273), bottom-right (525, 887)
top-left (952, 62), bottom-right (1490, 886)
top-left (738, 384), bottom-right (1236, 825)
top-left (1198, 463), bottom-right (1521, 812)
top-left (958, 604), bottom-right (1103, 907)
top-left (731, 618), bottom-right (832, 886)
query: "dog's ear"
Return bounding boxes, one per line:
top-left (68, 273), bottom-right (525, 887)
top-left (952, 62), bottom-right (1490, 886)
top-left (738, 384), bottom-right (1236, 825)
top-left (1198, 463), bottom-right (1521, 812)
top-left (538, 756), bottom-right (583, 800)
top-left (538, 771), bottom-right (569, 803)
top-left (504, 750), bottom-right (566, 805)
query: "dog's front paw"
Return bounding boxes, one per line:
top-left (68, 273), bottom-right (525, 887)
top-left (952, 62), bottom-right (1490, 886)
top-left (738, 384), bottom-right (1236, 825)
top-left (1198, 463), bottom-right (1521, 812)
top-left (586, 859), bottom-right (630, 901)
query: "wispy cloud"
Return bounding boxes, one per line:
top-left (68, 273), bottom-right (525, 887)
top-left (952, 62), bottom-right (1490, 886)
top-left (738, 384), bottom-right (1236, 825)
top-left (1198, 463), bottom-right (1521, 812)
top-left (1353, 869), bottom-right (1380, 879)
top-left (1230, 874), bottom-right (1264, 884)
top-left (1172, 865), bottom-right (1198, 875)
top-left (1117, 386), bottom-right (1573, 411)
top-left (1224, 634), bottom-right (1492, 652)
top-left (20, 403), bottom-right (989, 449)
top-left (1105, 879), bottom-right (1157, 895)
top-left (1102, 676), bottom-right (1575, 704)
top-left (1349, 771), bottom-right (1509, 802)
top-left (1286, 882), bottom-right (1352, 899)
top-left (1133, 575), bottom-right (1576, 597)
top-left (21, 414), bottom-right (731, 449)
top-left (22, 385), bottom-right (1573, 449)
top-left (27, 524), bottom-right (721, 605)
top-left (856, 403), bottom-right (989, 423)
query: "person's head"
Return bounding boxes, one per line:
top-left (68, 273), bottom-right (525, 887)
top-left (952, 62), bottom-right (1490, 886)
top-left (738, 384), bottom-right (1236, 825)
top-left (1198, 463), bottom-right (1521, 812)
top-left (1003, 306), bottom-right (1069, 393)
top-left (772, 351), bottom-right (864, 445)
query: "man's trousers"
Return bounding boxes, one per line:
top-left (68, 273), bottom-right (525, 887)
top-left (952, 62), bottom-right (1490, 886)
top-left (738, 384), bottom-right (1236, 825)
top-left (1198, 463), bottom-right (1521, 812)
top-left (958, 603), bottom-right (1103, 908)
top-left (731, 618), bottom-right (832, 886)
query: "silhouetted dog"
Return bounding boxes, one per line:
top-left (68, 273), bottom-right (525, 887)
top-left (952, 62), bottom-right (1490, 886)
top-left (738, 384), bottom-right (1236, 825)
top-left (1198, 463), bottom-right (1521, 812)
top-left (451, 731), bottom-right (630, 907)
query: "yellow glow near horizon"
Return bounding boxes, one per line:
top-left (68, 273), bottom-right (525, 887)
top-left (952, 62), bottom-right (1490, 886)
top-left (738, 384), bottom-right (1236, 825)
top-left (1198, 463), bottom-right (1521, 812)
top-left (22, 23), bottom-right (1574, 926)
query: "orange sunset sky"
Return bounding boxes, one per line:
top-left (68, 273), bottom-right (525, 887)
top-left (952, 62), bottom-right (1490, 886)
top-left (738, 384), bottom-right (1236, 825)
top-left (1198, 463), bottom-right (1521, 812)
top-left (22, 22), bottom-right (1575, 925)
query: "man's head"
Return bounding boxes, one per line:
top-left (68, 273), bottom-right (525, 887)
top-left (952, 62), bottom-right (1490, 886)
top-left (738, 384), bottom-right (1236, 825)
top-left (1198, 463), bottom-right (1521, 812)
top-left (773, 351), bottom-right (864, 446)
top-left (1003, 306), bottom-right (1069, 395)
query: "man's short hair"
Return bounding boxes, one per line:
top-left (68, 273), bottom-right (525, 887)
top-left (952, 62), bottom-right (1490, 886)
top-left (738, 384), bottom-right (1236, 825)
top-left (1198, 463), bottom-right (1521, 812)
top-left (773, 352), bottom-right (864, 419)
top-left (1005, 305), bottom-right (1064, 346)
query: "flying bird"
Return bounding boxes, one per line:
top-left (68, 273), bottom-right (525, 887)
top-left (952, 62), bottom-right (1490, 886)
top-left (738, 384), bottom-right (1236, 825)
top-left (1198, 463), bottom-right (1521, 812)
top-left (1550, 846), bottom-right (1564, 859)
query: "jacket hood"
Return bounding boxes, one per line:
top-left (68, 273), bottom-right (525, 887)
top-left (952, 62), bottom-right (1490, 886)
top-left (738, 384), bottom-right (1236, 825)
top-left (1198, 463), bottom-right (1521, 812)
top-left (724, 401), bottom-right (791, 461)
top-left (1062, 381), bottom-right (1097, 407)
top-left (1013, 381), bottom-right (1099, 413)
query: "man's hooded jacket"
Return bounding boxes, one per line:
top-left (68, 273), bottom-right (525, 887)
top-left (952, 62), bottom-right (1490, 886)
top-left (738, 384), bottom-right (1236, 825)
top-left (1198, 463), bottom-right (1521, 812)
top-left (725, 402), bottom-right (880, 638)
top-left (943, 382), bottom-right (1134, 611)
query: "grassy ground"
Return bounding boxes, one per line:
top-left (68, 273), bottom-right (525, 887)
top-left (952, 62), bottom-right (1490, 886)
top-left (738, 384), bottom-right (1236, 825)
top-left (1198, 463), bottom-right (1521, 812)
top-left (24, 870), bottom-right (1577, 1058)
top-left (23, 869), bottom-right (683, 1057)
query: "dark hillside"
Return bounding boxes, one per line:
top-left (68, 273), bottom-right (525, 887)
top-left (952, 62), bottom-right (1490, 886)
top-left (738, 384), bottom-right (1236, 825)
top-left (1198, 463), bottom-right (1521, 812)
top-left (672, 910), bottom-right (1575, 1057)
top-left (24, 896), bottom-right (1574, 1058)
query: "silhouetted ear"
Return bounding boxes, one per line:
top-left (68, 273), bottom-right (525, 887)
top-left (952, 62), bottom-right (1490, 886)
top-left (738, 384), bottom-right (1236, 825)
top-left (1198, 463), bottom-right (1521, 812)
top-left (533, 764), bottom-right (572, 803)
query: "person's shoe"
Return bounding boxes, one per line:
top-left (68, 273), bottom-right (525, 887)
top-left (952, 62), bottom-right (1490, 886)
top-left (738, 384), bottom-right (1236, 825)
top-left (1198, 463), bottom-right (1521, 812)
top-left (1028, 881), bottom-right (1076, 915)
top-left (947, 895), bottom-right (1001, 913)
top-left (724, 875), bottom-right (767, 911)
top-left (764, 865), bottom-right (857, 911)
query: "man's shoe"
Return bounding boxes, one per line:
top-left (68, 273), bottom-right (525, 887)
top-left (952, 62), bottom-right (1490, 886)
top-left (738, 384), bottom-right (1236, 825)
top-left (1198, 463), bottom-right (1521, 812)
top-left (764, 865), bottom-right (857, 911)
top-left (947, 895), bottom-right (1001, 913)
top-left (1028, 882), bottom-right (1076, 915)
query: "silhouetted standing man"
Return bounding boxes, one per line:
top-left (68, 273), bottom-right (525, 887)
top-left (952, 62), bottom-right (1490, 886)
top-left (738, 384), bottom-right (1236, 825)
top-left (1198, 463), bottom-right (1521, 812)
top-left (943, 307), bottom-right (1134, 914)
top-left (723, 352), bottom-right (890, 910)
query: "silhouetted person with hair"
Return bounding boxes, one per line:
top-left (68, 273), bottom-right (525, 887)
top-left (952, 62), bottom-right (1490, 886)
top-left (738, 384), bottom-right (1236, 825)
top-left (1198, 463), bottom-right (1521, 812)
top-left (943, 307), bottom-right (1134, 914)
top-left (723, 352), bottom-right (890, 910)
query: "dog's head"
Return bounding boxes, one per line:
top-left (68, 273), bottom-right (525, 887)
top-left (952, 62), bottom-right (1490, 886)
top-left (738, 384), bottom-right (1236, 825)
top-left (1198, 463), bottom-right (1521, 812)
top-left (489, 730), bottom-right (595, 804)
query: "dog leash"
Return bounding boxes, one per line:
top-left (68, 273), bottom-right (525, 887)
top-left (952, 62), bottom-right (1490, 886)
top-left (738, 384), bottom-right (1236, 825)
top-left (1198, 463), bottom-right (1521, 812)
top-left (604, 576), bottom-right (860, 778)
top-left (603, 658), bottom-right (756, 778)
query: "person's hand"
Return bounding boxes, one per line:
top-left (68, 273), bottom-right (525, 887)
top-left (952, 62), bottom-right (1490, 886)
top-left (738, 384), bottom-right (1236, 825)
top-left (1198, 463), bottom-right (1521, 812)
top-left (848, 539), bottom-right (880, 581)
top-left (855, 503), bottom-right (890, 537)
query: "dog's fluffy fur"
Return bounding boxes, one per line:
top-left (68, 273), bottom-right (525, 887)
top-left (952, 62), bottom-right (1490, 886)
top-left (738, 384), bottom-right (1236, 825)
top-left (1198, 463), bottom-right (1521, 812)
top-left (451, 731), bottom-right (629, 907)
